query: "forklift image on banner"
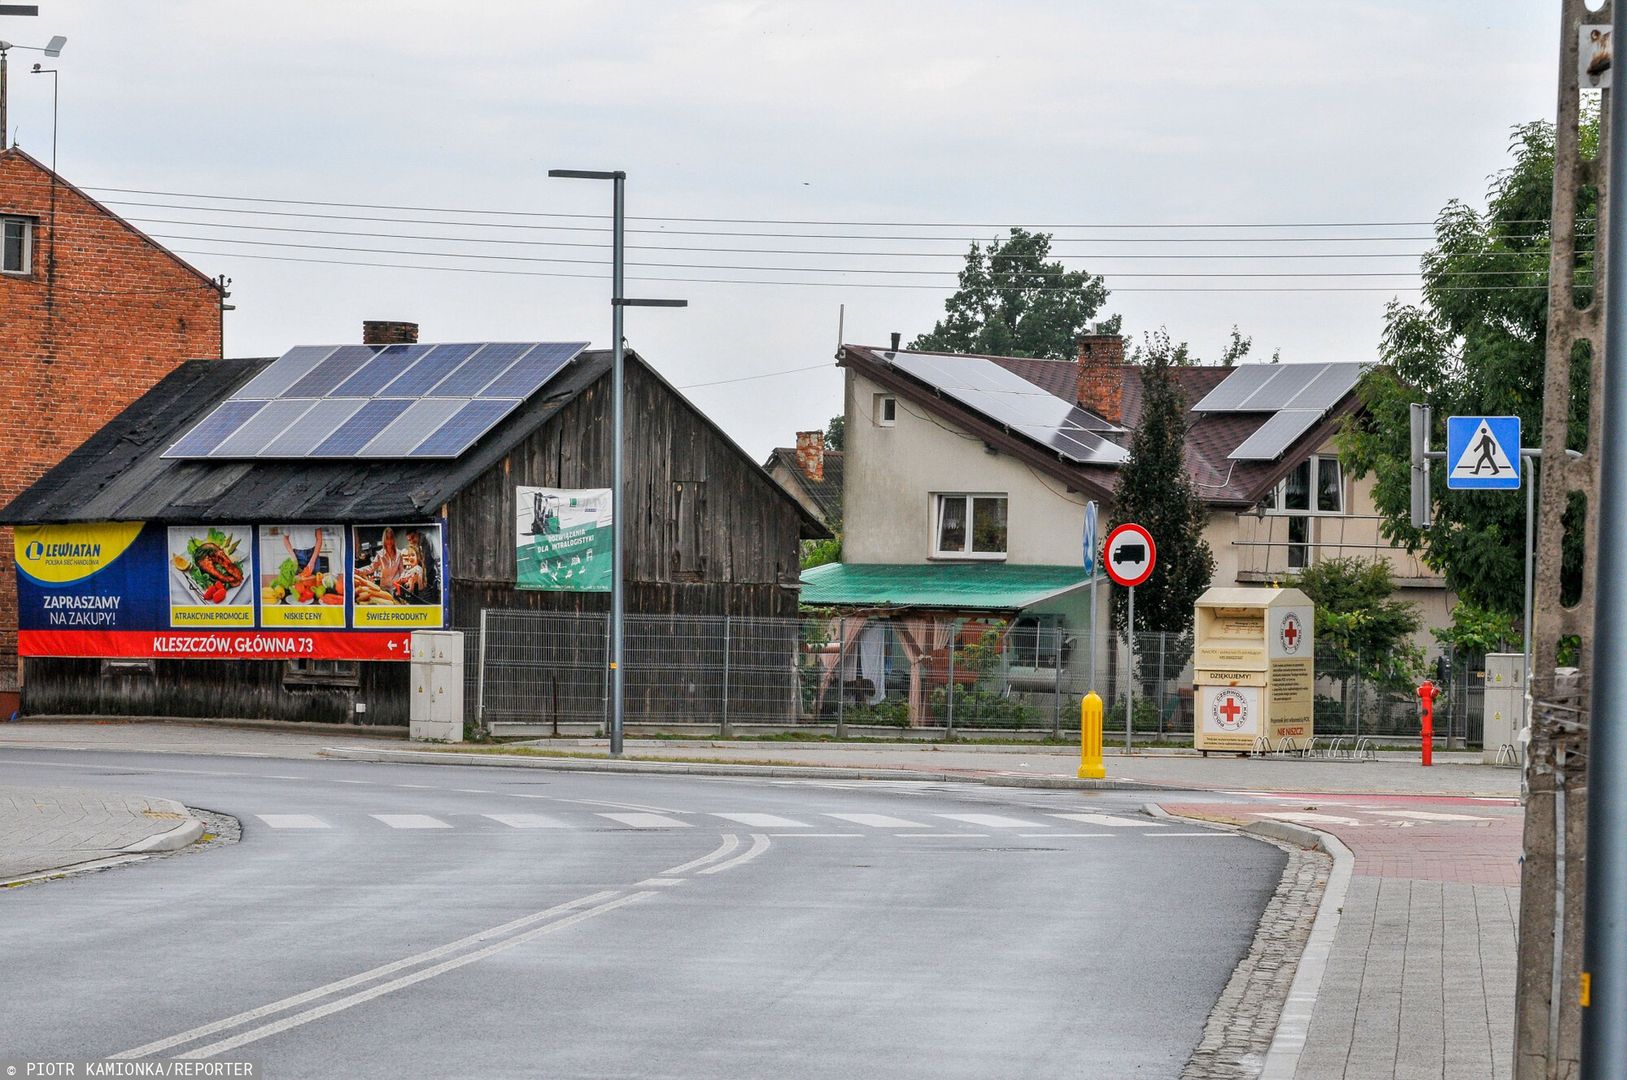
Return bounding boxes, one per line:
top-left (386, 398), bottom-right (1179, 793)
top-left (528, 492), bottom-right (564, 536)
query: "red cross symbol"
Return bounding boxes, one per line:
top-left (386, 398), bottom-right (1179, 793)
top-left (1283, 620), bottom-right (1299, 647)
top-left (1219, 696), bottom-right (1244, 725)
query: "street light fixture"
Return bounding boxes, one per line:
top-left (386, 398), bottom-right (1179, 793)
top-left (0, 32), bottom-right (63, 148)
top-left (547, 168), bottom-right (686, 757)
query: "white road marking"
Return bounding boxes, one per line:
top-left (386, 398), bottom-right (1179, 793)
top-left (824, 812), bottom-right (928, 829)
top-left (481, 814), bottom-right (565, 829)
top-left (697, 834), bottom-right (771, 875)
top-left (935, 813), bottom-right (1045, 829)
top-left (1364, 809), bottom-right (1495, 822)
top-left (712, 813), bottom-right (811, 828)
top-left (264, 775), bottom-right (305, 781)
top-left (255, 815), bottom-right (329, 830)
top-left (1048, 812), bottom-right (1165, 828)
top-left (176, 892), bottom-right (654, 1060)
top-left (768, 832), bottom-right (862, 838)
top-left (393, 784), bottom-right (437, 789)
top-left (1254, 811), bottom-right (1366, 827)
top-left (1020, 833), bottom-right (1111, 838)
top-left (597, 812), bottom-right (690, 829)
top-left (636, 878), bottom-right (686, 887)
top-left (112, 891), bottom-right (621, 1060)
top-left (902, 833), bottom-right (989, 838)
top-left (452, 789), bottom-right (491, 794)
top-left (660, 835), bottom-right (739, 876)
top-left (371, 814), bottom-right (452, 830)
top-left (1146, 832), bottom-right (1240, 838)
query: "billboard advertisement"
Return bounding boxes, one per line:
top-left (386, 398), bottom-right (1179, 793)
top-left (16, 520), bottom-right (446, 661)
top-left (515, 487), bottom-right (612, 592)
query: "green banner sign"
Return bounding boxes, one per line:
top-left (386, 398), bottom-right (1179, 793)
top-left (515, 487), bottom-right (612, 591)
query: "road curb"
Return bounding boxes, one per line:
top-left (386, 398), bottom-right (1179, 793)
top-left (318, 746), bottom-right (1161, 790)
top-left (122, 797), bottom-right (207, 853)
top-left (1148, 803), bottom-right (1354, 1080)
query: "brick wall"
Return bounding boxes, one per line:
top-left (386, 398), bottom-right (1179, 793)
top-left (0, 148), bottom-right (222, 680)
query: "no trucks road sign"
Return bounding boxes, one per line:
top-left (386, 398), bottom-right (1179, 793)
top-left (1105, 523), bottom-right (1156, 588)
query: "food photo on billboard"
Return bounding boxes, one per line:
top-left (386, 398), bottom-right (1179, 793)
top-left (351, 524), bottom-right (445, 627)
top-left (258, 525), bottom-right (346, 626)
top-left (167, 525), bottom-right (254, 625)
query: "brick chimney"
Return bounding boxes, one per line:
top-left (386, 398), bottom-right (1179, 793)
top-left (794, 431), bottom-right (825, 483)
top-left (1075, 331), bottom-right (1126, 424)
top-left (363, 320), bottom-right (419, 345)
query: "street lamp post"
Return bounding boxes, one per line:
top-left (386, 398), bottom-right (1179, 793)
top-left (0, 31), bottom-right (62, 148)
top-left (547, 169), bottom-right (685, 756)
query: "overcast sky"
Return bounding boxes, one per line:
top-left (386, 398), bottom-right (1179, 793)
top-left (2, 1), bottom-right (1563, 458)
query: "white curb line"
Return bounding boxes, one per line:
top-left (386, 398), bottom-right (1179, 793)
top-left (1249, 821), bottom-right (1354, 1080)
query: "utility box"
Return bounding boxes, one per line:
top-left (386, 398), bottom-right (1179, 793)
top-left (410, 630), bottom-right (465, 742)
top-left (1482, 652), bottom-right (1524, 764)
top-left (1192, 587), bottom-right (1315, 753)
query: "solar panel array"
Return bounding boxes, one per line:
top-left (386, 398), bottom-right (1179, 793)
top-left (883, 350), bottom-right (1128, 466)
top-left (164, 342), bottom-right (590, 460)
top-left (1189, 362), bottom-right (1365, 461)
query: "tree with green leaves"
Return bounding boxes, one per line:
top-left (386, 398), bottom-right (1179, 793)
top-left (911, 227), bottom-right (1115, 360)
top-left (1290, 556), bottom-right (1423, 728)
top-left (1340, 116), bottom-right (1593, 613)
top-left (823, 414), bottom-right (844, 452)
top-left (1109, 332), bottom-right (1215, 644)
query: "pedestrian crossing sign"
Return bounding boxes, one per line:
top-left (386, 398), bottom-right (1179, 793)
top-left (1446, 415), bottom-right (1521, 490)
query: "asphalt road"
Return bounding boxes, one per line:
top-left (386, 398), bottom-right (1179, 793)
top-left (0, 749), bottom-right (1285, 1079)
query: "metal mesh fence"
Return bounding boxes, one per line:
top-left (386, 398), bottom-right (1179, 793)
top-left (467, 609), bottom-right (1470, 744)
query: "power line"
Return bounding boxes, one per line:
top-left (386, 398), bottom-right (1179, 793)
top-left (150, 232), bottom-right (1580, 279)
top-left (677, 364), bottom-right (831, 389)
top-left (174, 246), bottom-right (1556, 292)
top-left (115, 214), bottom-right (1575, 261)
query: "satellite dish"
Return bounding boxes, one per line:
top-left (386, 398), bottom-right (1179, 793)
top-left (43, 34), bottom-right (63, 57)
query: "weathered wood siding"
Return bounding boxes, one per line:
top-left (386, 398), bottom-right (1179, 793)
top-left (22, 657), bottom-right (409, 724)
top-left (448, 359), bottom-right (805, 623)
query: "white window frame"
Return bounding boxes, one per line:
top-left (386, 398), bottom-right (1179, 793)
top-left (930, 492), bottom-right (1009, 560)
top-left (1, 216), bottom-right (33, 276)
top-left (875, 393), bottom-right (897, 427)
top-left (1263, 455), bottom-right (1345, 516)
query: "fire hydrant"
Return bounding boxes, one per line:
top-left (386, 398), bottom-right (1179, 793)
top-left (1417, 680), bottom-right (1437, 767)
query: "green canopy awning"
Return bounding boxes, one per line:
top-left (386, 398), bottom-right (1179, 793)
top-left (799, 562), bottom-right (1089, 612)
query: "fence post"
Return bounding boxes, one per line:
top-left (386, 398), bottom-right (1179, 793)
top-left (1051, 624), bottom-right (1063, 739)
top-left (945, 620), bottom-right (957, 738)
top-left (602, 612), bottom-right (612, 735)
top-left (1354, 665), bottom-right (1362, 739)
top-left (477, 608), bottom-right (489, 737)
top-left (836, 616), bottom-right (847, 740)
top-left (720, 615), bottom-right (731, 738)
top-left (1156, 632), bottom-right (1167, 742)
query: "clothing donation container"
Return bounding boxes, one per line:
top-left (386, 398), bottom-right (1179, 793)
top-left (1192, 587), bottom-right (1315, 753)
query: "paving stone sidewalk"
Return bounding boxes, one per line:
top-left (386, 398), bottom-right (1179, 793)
top-left (0, 786), bottom-right (195, 881)
top-left (1162, 795), bottom-right (1523, 1080)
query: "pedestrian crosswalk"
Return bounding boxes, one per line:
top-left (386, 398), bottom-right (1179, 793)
top-left (250, 809), bottom-right (1188, 835)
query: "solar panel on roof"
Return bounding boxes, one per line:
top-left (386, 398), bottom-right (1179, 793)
top-left (885, 351), bottom-right (1127, 465)
top-left (209, 399), bottom-right (319, 457)
top-left (329, 343), bottom-right (434, 397)
top-left (1236, 364), bottom-right (1321, 411)
top-left (1289, 363), bottom-right (1365, 412)
top-left (169, 341), bottom-right (588, 461)
top-left (1191, 365), bottom-right (1278, 412)
top-left (408, 399), bottom-right (522, 457)
top-left (163, 400), bottom-right (267, 458)
top-left (259, 398), bottom-right (367, 458)
top-left (359, 398), bottom-right (467, 457)
top-left (284, 345), bottom-right (384, 399)
top-left (1229, 409), bottom-right (1322, 461)
top-left (310, 399), bottom-right (414, 457)
top-left (378, 343), bottom-right (482, 397)
top-left (477, 343), bottom-right (585, 399)
top-left (230, 346), bottom-right (338, 401)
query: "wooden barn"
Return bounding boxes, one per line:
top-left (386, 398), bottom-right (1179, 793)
top-left (0, 330), bottom-right (823, 726)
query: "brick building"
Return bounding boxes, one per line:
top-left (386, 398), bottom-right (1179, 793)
top-left (0, 146), bottom-right (224, 696)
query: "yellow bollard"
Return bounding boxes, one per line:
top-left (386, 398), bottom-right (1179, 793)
top-left (1079, 691), bottom-right (1106, 779)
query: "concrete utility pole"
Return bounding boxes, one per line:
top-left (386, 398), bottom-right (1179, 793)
top-left (1515, 2), bottom-right (1609, 1077)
